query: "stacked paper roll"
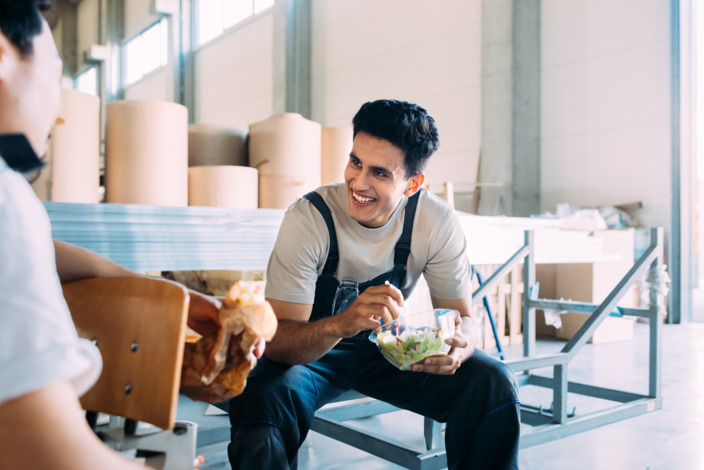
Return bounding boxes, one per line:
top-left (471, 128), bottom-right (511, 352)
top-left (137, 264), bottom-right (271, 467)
top-left (188, 166), bottom-right (258, 209)
top-left (257, 174), bottom-right (312, 209)
top-left (188, 124), bottom-right (247, 167)
top-left (105, 100), bottom-right (188, 206)
top-left (31, 88), bottom-right (100, 203)
top-left (321, 125), bottom-right (353, 185)
top-left (249, 113), bottom-right (321, 209)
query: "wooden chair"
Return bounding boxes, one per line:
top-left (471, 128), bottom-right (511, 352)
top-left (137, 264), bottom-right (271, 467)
top-left (62, 276), bottom-right (197, 470)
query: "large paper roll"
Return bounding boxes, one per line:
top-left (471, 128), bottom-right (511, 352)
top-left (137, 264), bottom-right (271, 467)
top-left (258, 174), bottom-right (319, 209)
top-left (249, 113), bottom-right (322, 210)
top-left (105, 100), bottom-right (188, 206)
top-left (188, 166), bottom-right (258, 209)
top-left (249, 113), bottom-right (322, 178)
top-left (31, 88), bottom-right (100, 203)
top-left (321, 125), bottom-right (353, 185)
top-left (188, 124), bottom-right (247, 167)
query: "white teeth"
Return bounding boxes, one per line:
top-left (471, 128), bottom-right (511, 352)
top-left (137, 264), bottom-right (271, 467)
top-left (353, 192), bottom-right (374, 204)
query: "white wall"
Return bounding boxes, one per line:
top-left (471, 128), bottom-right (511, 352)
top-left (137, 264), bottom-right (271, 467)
top-left (123, 67), bottom-right (173, 102)
top-left (540, 0), bottom-right (671, 230)
top-left (193, 13), bottom-right (274, 133)
top-left (310, 0), bottom-right (482, 191)
top-left (122, 1), bottom-right (174, 103)
top-left (124, 0), bottom-right (160, 39)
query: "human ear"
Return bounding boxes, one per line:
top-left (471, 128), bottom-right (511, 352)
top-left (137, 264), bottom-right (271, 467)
top-left (405, 174), bottom-right (425, 196)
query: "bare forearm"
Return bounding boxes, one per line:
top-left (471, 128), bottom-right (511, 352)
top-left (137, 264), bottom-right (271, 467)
top-left (0, 381), bottom-right (142, 470)
top-left (265, 285), bottom-right (405, 365)
top-left (265, 318), bottom-right (342, 365)
top-left (54, 240), bottom-right (137, 284)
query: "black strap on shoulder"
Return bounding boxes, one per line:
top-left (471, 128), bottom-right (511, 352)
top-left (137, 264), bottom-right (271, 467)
top-left (393, 190), bottom-right (421, 270)
top-left (303, 191), bottom-right (339, 275)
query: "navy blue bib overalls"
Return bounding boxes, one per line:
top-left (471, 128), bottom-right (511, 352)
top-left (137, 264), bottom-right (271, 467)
top-left (227, 190), bottom-right (521, 470)
top-left (303, 189), bottom-right (419, 333)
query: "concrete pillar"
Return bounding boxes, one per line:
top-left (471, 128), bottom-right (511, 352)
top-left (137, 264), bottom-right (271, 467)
top-left (273, 0), bottom-right (311, 118)
top-left (46, 1), bottom-right (79, 79)
top-left (104, 0), bottom-right (124, 102)
top-left (480, 0), bottom-right (540, 217)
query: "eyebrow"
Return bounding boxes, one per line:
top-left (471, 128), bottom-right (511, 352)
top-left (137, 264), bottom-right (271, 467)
top-left (349, 152), bottom-right (392, 176)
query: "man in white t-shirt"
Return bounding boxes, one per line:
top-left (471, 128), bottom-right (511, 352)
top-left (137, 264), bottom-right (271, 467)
top-left (227, 100), bottom-right (521, 469)
top-left (0, 3), bottom-right (147, 468)
top-left (0, 2), bottom-right (228, 468)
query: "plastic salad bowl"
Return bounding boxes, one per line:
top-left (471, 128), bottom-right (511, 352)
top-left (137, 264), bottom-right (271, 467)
top-left (368, 308), bottom-right (457, 370)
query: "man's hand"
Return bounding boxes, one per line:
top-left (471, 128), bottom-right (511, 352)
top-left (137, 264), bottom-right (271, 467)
top-left (331, 282), bottom-right (404, 338)
top-left (251, 338), bottom-right (266, 359)
top-left (410, 313), bottom-right (477, 375)
top-left (186, 290), bottom-right (221, 336)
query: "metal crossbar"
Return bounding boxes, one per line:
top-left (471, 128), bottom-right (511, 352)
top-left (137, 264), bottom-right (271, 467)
top-left (514, 227), bottom-right (664, 445)
top-left (312, 227), bottom-right (664, 466)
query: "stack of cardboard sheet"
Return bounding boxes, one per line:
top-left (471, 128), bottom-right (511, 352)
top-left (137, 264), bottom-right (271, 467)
top-left (45, 201), bottom-right (285, 272)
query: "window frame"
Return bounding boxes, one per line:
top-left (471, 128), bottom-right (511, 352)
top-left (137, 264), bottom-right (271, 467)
top-left (122, 17), bottom-right (170, 89)
top-left (75, 66), bottom-right (99, 96)
top-left (194, 0), bottom-right (274, 48)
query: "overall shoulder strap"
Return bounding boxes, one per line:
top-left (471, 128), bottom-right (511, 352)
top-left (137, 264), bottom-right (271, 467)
top-left (393, 189), bottom-right (421, 270)
top-left (302, 191), bottom-right (339, 275)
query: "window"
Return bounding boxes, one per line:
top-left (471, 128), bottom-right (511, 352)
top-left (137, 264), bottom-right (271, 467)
top-left (75, 67), bottom-right (98, 96)
top-left (196, 0), bottom-right (274, 46)
top-left (123, 18), bottom-right (169, 86)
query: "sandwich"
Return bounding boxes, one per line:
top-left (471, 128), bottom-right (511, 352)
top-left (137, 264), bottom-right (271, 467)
top-left (181, 281), bottom-right (277, 403)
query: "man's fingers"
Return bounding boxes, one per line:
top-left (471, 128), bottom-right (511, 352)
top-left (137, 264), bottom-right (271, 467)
top-left (382, 281), bottom-right (405, 305)
top-left (253, 338), bottom-right (266, 358)
top-left (410, 356), bottom-right (458, 375)
top-left (446, 336), bottom-right (468, 349)
top-left (377, 307), bottom-right (395, 326)
top-left (358, 292), bottom-right (403, 320)
top-left (365, 317), bottom-right (383, 331)
top-left (364, 283), bottom-right (405, 306)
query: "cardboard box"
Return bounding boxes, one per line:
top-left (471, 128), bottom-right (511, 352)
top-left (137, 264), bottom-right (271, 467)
top-left (535, 229), bottom-right (637, 344)
top-left (556, 312), bottom-right (635, 343)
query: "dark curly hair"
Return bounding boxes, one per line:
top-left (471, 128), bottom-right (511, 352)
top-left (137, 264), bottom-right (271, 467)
top-left (0, 0), bottom-right (52, 58)
top-left (352, 99), bottom-right (440, 178)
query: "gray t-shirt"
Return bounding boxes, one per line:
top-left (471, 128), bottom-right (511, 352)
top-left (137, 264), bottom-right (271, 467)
top-left (265, 183), bottom-right (471, 305)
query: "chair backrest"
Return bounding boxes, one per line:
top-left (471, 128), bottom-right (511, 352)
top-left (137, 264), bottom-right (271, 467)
top-left (62, 276), bottom-right (189, 430)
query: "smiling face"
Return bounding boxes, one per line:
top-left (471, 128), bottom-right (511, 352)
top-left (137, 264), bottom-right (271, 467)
top-left (0, 18), bottom-right (62, 158)
top-left (344, 132), bottom-right (425, 228)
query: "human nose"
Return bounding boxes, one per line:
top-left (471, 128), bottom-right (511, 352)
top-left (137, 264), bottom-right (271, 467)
top-left (351, 168), bottom-right (372, 190)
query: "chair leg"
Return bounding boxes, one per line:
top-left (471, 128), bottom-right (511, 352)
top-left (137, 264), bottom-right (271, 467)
top-left (423, 417), bottom-right (444, 450)
top-left (125, 418), bottom-right (138, 436)
top-left (134, 421), bottom-right (198, 470)
top-left (85, 411), bottom-right (99, 430)
top-left (98, 420), bottom-right (198, 470)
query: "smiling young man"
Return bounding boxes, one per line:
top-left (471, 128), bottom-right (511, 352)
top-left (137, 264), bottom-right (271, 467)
top-left (227, 100), bottom-right (521, 470)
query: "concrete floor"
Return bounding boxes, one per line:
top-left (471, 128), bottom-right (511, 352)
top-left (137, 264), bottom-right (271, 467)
top-left (192, 321), bottom-right (704, 469)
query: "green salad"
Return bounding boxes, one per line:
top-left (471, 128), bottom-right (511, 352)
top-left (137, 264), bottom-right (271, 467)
top-left (376, 327), bottom-right (447, 370)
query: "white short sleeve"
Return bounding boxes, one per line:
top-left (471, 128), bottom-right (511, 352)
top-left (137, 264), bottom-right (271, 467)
top-left (0, 162), bottom-right (101, 405)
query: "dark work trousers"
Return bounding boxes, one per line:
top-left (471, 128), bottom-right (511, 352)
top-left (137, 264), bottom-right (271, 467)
top-left (227, 338), bottom-right (521, 470)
